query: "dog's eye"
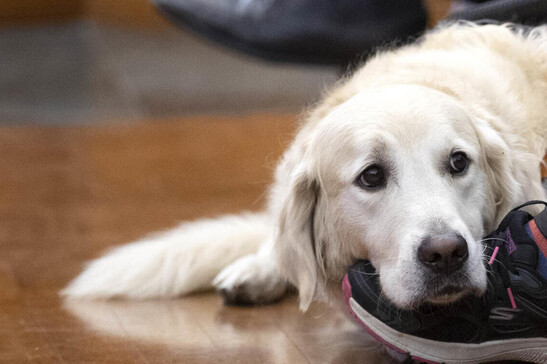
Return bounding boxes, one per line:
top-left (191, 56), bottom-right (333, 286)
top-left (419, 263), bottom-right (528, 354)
top-left (449, 151), bottom-right (469, 175)
top-left (357, 165), bottom-right (385, 189)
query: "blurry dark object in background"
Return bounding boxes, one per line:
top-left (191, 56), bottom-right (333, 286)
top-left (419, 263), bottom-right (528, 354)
top-left (152, 0), bottom-right (427, 66)
top-left (447, 0), bottom-right (547, 25)
top-left (152, 0), bottom-right (547, 67)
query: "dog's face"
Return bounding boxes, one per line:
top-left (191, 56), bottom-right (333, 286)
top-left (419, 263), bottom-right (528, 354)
top-left (280, 85), bottom-right (502, 309)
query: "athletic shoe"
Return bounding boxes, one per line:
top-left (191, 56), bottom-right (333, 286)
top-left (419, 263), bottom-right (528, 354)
top-left (343, 200), bottom-right (547, 363)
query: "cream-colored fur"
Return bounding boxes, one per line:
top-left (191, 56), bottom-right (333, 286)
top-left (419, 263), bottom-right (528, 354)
top-left (63, 23), bottom-right (547, 311)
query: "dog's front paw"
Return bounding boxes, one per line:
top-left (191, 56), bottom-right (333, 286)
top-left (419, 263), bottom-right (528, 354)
top-left (213, 254), bottom-right (288, 305)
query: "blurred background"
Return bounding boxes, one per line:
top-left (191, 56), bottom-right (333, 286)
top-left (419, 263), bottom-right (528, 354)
top-left (1, 0), bottom-right (456, 125)
top-left (0, 0), bottom-right (344, 125)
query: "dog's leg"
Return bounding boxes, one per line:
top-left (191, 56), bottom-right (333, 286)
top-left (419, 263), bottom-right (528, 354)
top-left (213, 236), bottom-right (289, 305)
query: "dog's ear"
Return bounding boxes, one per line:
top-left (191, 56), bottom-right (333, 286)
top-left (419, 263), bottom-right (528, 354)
top-left (275, 146), bottom-right (324, 311)
top-left (474, 122), bottom-right (520, 225)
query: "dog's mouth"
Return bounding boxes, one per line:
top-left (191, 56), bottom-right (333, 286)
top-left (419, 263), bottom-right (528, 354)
top-left (425, 285), bottom-right (471, 305)
top-left (418, 273), bottom-right (481, 306)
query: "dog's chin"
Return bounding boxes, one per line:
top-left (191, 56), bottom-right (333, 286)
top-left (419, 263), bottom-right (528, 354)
top-left (389, 284), bottom-right (484, 309)
top-left (420, 284), bottom-right (485, 306)
top-left (425, 289), bottom-right (469, 305)
top-left (379, 265), bottom-right (487, 309)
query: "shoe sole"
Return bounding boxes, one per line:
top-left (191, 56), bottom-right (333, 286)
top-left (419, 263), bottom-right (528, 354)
top-left (343, 274), bottom-right (547, 364)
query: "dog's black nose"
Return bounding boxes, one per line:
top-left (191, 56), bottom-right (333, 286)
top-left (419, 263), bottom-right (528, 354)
top-left (418, 232), bottom-right (468, 275)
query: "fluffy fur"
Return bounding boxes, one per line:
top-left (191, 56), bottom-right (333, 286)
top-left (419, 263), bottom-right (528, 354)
top-left (63, 23), bottom-right (547, 311)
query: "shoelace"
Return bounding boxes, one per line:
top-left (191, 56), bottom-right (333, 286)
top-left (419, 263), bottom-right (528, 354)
top-left (487, 236), bottom-right (518, 309)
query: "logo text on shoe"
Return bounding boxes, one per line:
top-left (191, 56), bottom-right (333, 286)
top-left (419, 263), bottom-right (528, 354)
top-left (504, 228), bottom-right (517, 255)
top-left (489, 307), bottom-right (521, 321)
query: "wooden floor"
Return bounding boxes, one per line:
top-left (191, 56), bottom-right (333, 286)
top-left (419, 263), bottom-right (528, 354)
top-left (0, 114), bottom-right (392, 363)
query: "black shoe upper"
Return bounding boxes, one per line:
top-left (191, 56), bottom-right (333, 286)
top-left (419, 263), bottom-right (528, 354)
top-left (347, 201), bottom-right (547, 344)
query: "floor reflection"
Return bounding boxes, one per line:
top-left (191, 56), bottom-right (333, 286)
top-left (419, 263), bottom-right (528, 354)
top-left (63, 293), bottom-right (393, 363)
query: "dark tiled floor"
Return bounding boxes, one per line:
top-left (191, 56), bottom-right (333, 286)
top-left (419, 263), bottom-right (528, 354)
top-left (0, 21), bottom-right (338, 125)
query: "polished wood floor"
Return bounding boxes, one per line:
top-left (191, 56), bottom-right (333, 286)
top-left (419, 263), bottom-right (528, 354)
top-left (0, 114), bottom-right (392, 363)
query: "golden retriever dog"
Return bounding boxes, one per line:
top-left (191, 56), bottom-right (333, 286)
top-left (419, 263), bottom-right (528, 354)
top-left (63, 23), bottom-right (547, 313)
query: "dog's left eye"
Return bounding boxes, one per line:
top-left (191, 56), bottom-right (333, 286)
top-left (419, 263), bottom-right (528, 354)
top-left (449, 151), bottom-right (469, 175)
top-left (356, 165), bottom-right (386, 189)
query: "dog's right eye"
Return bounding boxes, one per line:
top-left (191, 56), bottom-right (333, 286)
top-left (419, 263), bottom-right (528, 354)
top-left (356, 165), bottom-right (386, 190)
top-left (449, 151), bottom-right (469, 175)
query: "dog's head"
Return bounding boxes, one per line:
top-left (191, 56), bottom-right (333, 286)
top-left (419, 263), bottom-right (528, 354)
top-left (277, 85), bottom-right (519, 310)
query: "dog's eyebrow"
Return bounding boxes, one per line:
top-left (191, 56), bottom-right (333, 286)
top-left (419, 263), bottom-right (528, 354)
top-left (359, 139), bottom-right (400, 184)
top-left (363, 140), bottom-right (393, 170)
top-left (353, 136), bottom-right (386, 163)
top-left (369, 143), bottom-right (387, 163)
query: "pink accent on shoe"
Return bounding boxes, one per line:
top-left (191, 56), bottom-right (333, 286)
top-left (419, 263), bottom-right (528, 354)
top-left (529, 220), bottom-right (547, 258)
top-left (488, 246), bottom-right (499, 265)
top-left (342, 274), bottom-right (415, 359)
top-left (342, 274), bottom-right (352, 305)
top-left (507, 287), bottom-right (517, 309)
top-left (342, 274), bottom-right (441, 364)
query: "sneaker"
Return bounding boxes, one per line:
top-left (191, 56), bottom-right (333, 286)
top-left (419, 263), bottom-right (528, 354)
top-left (343, 200), bottom-right (547, 363)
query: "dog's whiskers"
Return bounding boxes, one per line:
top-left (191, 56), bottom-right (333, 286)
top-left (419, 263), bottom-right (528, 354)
top-left (479, 237), bottom-right (508, 243)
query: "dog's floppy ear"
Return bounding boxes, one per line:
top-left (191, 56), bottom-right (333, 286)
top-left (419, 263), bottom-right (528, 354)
top-left (474, 121), bottom-right (520, 226)
top-left (275, 145), bottom-right (324, 311)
